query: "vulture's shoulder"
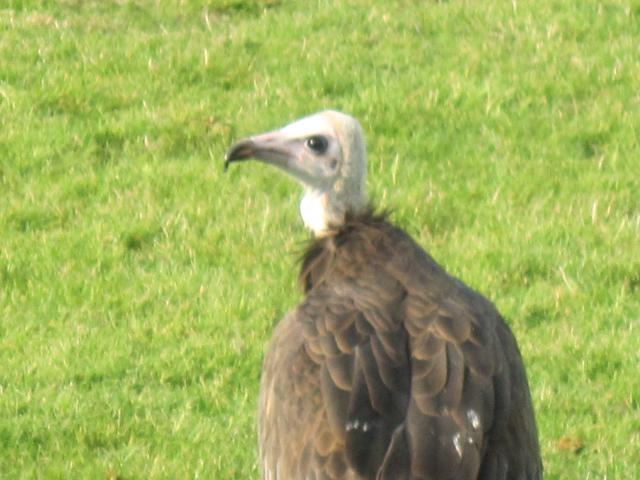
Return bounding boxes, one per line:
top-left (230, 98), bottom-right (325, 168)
top-left (299, 208), bottom-right (484, 305)
top-left (299, 208), bottom-right (501, 334)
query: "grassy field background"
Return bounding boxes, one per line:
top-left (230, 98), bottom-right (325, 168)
top-left (1, 0), bottom-right (639, 478)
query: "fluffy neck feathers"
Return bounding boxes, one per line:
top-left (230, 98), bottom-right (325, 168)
top-left (298, 207), bottom-right (389, 291)
top-left (300, 190), bottom-right (331, 236)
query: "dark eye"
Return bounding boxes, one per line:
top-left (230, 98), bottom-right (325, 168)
top-left (305, 136), bottom-right (328, 154)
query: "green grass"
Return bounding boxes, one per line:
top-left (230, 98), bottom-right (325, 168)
top-left (1, 0), bottom-right (639, 478)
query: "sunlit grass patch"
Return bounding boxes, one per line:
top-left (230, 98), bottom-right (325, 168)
top-left (1, 0), bottom-right (638, 478)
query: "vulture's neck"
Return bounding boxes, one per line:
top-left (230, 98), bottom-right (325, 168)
top-left (300, 188), bottom-right (367, 237)
top-left (300, 189), bottom-right (355, 237)
top-left (300, 190), bottom-right (333, 237)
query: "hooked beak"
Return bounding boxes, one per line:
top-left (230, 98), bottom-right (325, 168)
top-left (224, 130), bottom-right (296, 172)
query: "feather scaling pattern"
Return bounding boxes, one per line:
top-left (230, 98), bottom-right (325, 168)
top-left (258, 211), bottom-right (542, 479)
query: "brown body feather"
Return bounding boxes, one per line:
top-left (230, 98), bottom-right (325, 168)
top-left (258, 210), bottom-right (542, 479)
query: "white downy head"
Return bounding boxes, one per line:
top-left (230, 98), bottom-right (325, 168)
top-left (225, 110), bottom-right (367, 236)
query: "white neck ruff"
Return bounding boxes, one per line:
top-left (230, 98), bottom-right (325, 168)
top-left (300, 190), bottom-right (332, 237)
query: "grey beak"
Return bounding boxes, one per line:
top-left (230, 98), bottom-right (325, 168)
top-left (223, 130), bottom-right (296, 173)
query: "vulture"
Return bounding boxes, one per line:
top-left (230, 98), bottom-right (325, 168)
top-left (224, 111), bottom-right (542, 480)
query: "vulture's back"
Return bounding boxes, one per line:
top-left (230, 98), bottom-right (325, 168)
top-left (258, 211), bottom-right (542, 480)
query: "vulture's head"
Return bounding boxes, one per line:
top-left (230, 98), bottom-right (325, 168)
top-left (224, 110), bottom-right (367, 236)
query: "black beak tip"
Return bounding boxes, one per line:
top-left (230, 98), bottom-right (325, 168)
top-left (223, 152), bottom-right (234, 172)
top-left (223, 140), bottom-right (254, 172)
